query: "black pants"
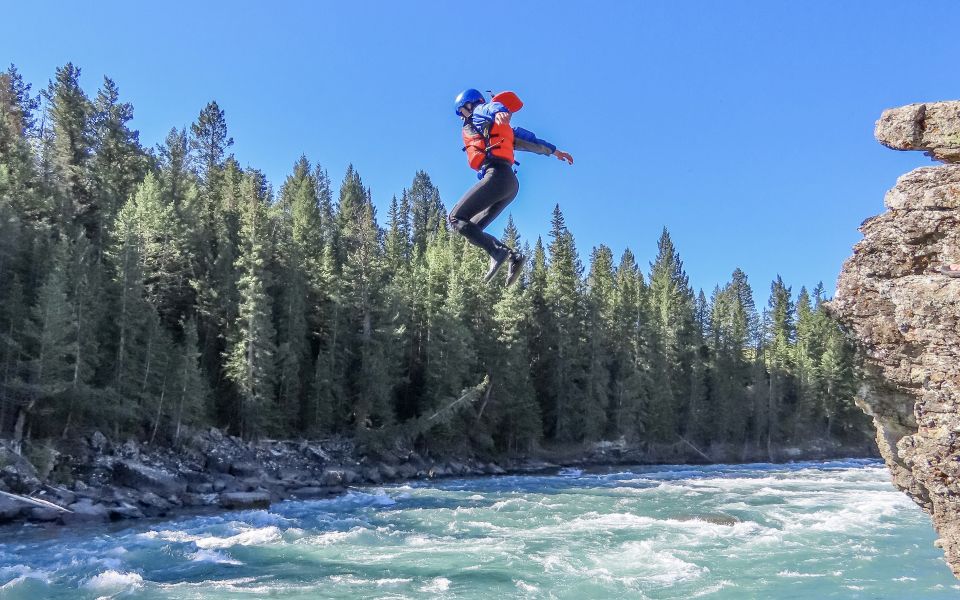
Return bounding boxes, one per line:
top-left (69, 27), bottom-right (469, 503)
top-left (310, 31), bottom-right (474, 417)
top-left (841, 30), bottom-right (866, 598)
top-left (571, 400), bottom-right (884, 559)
top-left (449, 160), bottom-right (519, 258)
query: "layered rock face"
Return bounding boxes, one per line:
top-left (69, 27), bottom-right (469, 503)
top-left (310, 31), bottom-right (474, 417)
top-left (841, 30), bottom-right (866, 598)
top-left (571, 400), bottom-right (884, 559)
top-left (832, 101), bottom-right (960, 577)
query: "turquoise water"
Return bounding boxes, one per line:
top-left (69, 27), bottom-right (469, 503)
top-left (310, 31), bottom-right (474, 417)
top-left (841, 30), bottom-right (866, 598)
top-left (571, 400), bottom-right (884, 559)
top-left (0, 459), bottom-right (955, 599)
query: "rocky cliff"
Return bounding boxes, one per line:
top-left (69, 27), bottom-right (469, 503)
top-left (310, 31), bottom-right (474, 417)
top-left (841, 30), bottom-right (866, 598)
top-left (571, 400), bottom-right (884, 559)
top-left (832, 101), bottom-right (960, 577)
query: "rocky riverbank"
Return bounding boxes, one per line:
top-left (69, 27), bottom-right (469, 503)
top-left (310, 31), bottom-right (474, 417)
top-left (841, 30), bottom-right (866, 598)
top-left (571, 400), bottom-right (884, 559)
top-left (0, 429), bottom-right (876, 528)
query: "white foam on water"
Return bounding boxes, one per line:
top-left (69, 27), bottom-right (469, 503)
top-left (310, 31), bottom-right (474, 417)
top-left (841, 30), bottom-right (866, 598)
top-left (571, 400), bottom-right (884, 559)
top-left (420, 576), bottom-right (451, 592)
top-left (295, 527), bottom-right (365, 547)
top-left (591, 540), bottom-right (708, 586)
top-left (84, 569), bottom-right (144, 591)
top-left (0, 564), bottom-right (52, 588)
top-left (194, 525), bottom-right (283, 549)
top-left (514, 579), bottom-right (538, 593)
top-left (229, 509), bottom-right (297, 528)
top-left (691, 579), bottom-right (734, 597)
top-left (894, 576), bottom-right (917, 581)
top-left (558, 468), bottom-right (583, 477)
top-left (777, 570), bottom-right (828, 578)
top-left (187, 549), bottom-right (243, 565)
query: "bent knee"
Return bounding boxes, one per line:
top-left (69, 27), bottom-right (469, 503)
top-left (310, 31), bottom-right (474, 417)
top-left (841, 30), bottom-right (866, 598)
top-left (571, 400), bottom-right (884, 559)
top-left (448, 214), bottom-right (468, 232)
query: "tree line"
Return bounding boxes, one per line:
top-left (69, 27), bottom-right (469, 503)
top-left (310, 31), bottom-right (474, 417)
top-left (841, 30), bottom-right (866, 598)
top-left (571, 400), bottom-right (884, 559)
top-left (0, 64), bottom-right (871, 456)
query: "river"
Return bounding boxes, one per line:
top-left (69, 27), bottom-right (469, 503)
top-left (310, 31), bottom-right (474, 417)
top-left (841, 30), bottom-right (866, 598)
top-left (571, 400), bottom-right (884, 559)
top-left (0, 459), bottom-right (954, 599)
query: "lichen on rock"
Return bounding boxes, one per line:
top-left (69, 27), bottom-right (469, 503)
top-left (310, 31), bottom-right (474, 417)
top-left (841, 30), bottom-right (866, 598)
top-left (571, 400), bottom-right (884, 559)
top-left (832, 101), bottom-right (960, 578)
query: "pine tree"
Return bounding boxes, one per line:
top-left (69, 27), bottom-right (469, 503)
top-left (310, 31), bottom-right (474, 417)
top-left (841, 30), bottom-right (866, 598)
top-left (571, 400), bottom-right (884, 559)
top-left (764, 275), bottom-right (796, 453)
top-left (608, 249), bottom-right (648, 439)
top-left (489, 217), bottom-right (540, 452)
top-left (646, 228), bottom-right (695, 441)
top-left (224, 170), bottom-right (278, 437)
top-left (408, 170), bottom-right (445, 258)
top-left (336, 166), bottom-right (395, 432)
top-left (42, 63), bottom-right (94, 238)
top-left (545, 205), bottom-right (588, 441)
top-left (91, 77), bottom-right (147, 256)
top-left (583, 244), bottom-right (615, 440)
top-left (16, 245), bottom-right (76, 442)
top-left (273, 157), bottom-right (320, 431)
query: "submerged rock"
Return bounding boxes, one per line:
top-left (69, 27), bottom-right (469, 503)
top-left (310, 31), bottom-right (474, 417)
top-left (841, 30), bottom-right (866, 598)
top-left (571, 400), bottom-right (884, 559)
top-left (833, 102), bottom-right (960, 577)
top-left (675, 513), bottom-right (741, 526)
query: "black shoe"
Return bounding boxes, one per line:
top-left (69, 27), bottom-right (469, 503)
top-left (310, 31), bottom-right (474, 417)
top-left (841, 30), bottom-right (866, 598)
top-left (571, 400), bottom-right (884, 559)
top-left (506, 252), bottom-right (526, 287)
top-left (484, 247), bottom-right (510, 283)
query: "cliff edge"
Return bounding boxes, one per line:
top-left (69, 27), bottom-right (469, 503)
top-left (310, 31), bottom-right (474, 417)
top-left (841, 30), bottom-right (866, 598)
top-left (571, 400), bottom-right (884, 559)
top-left (832, 101), bottom-right (960, 577)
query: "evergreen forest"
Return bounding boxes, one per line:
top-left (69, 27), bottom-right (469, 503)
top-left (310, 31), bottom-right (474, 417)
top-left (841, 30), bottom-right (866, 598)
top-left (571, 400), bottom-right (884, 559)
top-left (0, 64), bottom-right (871, 456)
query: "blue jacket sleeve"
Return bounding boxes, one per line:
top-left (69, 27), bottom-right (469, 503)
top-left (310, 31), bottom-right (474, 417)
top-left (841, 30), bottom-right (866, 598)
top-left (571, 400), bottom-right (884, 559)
top-left (513, 127), bottom-right (557, 155)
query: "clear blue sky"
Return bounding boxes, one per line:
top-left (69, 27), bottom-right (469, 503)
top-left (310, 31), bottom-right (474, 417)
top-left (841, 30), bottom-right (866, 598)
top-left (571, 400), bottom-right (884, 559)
top-left (4, 1), bottom-right (957, 303)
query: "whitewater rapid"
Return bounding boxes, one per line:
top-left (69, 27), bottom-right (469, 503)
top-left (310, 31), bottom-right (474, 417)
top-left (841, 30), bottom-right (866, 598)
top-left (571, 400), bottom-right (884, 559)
top-left (0, 459), bottom-right (955, 598)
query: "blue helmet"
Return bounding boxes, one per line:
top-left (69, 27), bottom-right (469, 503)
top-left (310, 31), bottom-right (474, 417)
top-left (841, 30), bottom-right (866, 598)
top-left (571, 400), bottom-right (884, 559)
top-left (454, 88), bottom-right (485, 116)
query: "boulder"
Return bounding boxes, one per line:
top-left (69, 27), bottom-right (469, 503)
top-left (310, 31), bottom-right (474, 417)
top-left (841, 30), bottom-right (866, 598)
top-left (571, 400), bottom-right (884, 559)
top-left (396, 463), bottom-right (417, 479)
top-left (290, 486), bottom-right (338, 499)
top-left (362, 466), bottom-right (383, 484)
top-left (320, 469), bottom-right (344, 487)
top-left (875, 101), bottom-right (960, 163)
top-left (63, 499), bottom-right (110, 524)
top-left (138, 491), bottom-right (172, 512)
top-left (0, 449), bottom-right (41, 493)
top-left (219, 491), bottom-right (271, 510)
top-left (28, 507), bottom-right (61, 522)
top-left (485, 463), bottom-right (507, 475)
top-left (89, 431), bottom-right (109, 453)
top-left (378, 463), bottom-right (398, 481)
top-left (109, 503), bottom-right (145, 520)
top-left (229, 462), bottom-right (262, 478)
top-left (0, 496), bottom-right (23, 523)
top-left (112, 460), bottom-right (186, 497)
top-left (181, 493), bottom-right (219, 507)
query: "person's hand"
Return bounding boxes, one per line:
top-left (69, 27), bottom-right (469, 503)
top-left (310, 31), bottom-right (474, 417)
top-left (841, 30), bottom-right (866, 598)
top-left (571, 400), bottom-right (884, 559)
top-left (554, 150), bottom-right (574, 165)
top-left (494, 111), bottom-right (511, 125)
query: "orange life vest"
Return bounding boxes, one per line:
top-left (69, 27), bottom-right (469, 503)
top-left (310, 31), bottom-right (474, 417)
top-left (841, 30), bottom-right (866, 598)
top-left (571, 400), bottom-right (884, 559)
top-left (462, 119), bottom-right (515, 170)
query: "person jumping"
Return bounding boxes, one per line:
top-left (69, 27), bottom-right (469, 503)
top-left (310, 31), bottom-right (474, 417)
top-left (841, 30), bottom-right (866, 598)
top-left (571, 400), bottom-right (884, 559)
top-left (450, 89), bottom-right (573, 286)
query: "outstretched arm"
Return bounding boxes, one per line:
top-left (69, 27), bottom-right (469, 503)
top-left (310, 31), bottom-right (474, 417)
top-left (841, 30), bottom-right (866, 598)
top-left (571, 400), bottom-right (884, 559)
top-left (514, 127), bottom-right (573, 164)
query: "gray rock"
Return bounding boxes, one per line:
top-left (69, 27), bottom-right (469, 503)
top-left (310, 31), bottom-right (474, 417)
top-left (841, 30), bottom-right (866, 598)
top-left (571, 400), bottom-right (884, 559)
top-left (188, 482), bottom-right (214, 494)
top-left (180, 469), bottom-right (210, 484)
top-left (181, 493), bottom-right (219, 507)
top-left (0, 449), bottom-right (41, 493)
top-left (113, 460), bottom-right (186, 497)
top-left (109, 503), bottom-right (145, 520)
top-left (89, 431), bottom-right (108, 453)
top-left (229, 462), bottom-right (262, 478)
top-left (833, 110), bottom-right (960, 578)
top-left (486, 463), bottom-right (506, 475)
top-left (219, 491), bottom-right (271, 510)
top-left (320, 469), bottom-right (344, 487)
top-left (290, 486), bottom-right (338, 499)
top-left (63, 499), bottom-right (110, 524)
top-left (875, 102), bottom-right (960, 163)
top-left (378, 463), bottom-right (397, 480)
top-left (138, 491), bottom-right (172, 511)
top-left (362, 467), bottom-right (382, 484)
top-left (0, 496), bottom-right (23, 523)
top-left (396, 463), bottom-right (417, 479)
top-left (28, 507), bottom-right (61, 522)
